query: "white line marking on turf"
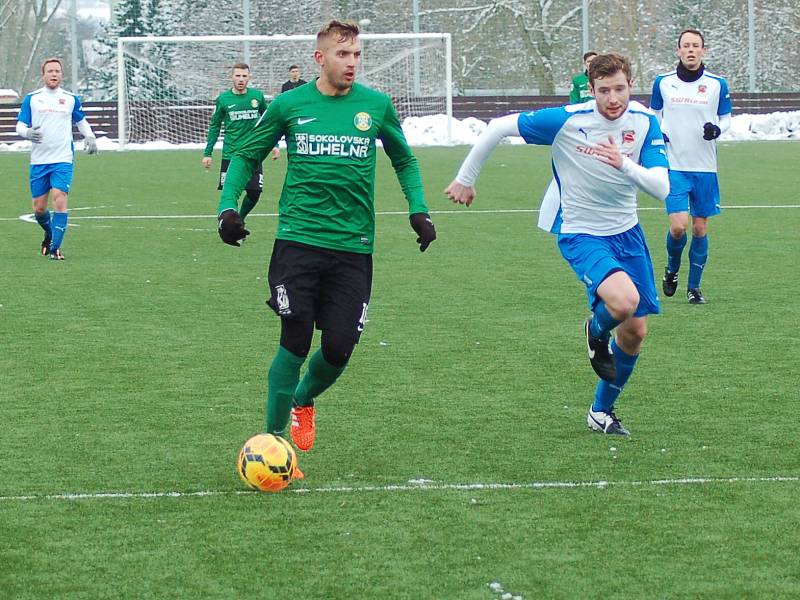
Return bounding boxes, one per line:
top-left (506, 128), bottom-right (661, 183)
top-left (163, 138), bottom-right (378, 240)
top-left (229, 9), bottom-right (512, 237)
top-left (3, 205), bottom-right (800, 223)
top-left (1, 475), bottom-right (797, 502)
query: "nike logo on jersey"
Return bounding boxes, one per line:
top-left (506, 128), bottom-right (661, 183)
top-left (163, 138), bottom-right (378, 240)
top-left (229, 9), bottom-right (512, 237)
top-left (227, 104), bottom-right (236, 108)
top-left (297, 117), bottom-right (317, 125)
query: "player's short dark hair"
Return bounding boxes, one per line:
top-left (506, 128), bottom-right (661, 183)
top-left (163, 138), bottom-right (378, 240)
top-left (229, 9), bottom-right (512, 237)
top-left (317, 20), bottom-right (359, 46)
top-left (583, 51), bottom-right (598, 62)
top-left (289, 65), bottom-right (298, 71)
top-left (587, 53), bottom-right (632, 85)
top-left (232, 63), bottom-right (250, 71)
top-left (41, 57), bottom-right (63, 73)
top-left (678, 29), bottom-right (705, 47)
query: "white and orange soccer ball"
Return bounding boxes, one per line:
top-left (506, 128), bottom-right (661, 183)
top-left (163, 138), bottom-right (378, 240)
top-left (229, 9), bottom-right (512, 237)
top-left (237, 433), bottom-right (298, 492)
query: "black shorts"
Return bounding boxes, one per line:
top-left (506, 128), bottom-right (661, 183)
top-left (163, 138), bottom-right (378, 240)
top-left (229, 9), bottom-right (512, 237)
top-left (266, 240), bottom-right (373, 342)
top-left (218, 159), bottom-right (263, 192)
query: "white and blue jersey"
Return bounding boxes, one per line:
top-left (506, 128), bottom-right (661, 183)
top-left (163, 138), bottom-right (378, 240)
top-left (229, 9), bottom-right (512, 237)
top-left (650, 70), bottom-right (731, 173)
top-left (17, 86), bottom-right (87, 165)
top-left (520, 100), bottom-right (669, 236)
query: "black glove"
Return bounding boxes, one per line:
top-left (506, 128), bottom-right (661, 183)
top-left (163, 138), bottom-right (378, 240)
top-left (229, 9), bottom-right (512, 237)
top-left (409, 213), bottom-right (436, 252)
top-left (703, 122), bottom-right (721, 141)
top-left (218, 209), bottom-right (249, 246)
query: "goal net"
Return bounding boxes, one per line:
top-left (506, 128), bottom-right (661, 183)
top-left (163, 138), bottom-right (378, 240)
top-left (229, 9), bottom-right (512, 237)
top-left (116, 33), bottom-right (452, 148)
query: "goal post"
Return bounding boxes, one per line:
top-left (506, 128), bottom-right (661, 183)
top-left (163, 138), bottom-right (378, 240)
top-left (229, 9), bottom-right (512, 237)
top-left (116, 33), bottom-right (453, 149)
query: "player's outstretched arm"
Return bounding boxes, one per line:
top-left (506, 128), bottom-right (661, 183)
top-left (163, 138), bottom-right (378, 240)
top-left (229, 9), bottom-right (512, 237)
top-left (445, 113), bottom-right (521, 207)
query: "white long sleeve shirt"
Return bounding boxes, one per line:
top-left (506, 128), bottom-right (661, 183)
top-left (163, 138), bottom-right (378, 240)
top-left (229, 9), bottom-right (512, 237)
top-left (16, 86), bottom-right (94, 165)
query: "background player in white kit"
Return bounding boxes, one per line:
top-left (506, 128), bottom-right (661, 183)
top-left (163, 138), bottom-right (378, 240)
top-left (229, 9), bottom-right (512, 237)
top-left (650, 29), bottom-right (732, 304)
top-left (445, 53), bottom-right (669, 436)
top-left (16, 57), bottom-right (97, 260)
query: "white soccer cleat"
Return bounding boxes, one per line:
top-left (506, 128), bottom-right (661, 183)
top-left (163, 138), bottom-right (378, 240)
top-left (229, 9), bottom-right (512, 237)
top-left (587, 407), bottom-right (630, 436)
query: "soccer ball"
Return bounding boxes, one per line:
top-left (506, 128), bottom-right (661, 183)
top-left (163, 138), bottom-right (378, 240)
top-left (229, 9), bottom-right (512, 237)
top-left (237, 433), bottom-right (298, 493)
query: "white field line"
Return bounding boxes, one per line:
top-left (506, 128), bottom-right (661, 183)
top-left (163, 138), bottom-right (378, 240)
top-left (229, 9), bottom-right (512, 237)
top-left (1, 475), bottom-right (797, 503)
top-left (2, 204), bottom-right (800, 223)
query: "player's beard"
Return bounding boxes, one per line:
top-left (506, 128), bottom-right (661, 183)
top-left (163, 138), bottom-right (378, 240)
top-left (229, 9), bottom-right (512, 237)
top-left (331, 70), bottom-right (355, 92)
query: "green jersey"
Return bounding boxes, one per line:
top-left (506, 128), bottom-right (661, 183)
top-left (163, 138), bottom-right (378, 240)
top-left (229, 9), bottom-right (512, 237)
top-left (218, 82), bottom-right (427, 254)
top-left (569, 72), bottom-right (593, 104)
top-left (204, 88), bottom-right (268, 159)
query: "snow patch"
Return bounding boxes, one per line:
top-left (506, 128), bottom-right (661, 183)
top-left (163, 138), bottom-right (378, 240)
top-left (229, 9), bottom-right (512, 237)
top-left (2, 111), bottom-right (795, 154)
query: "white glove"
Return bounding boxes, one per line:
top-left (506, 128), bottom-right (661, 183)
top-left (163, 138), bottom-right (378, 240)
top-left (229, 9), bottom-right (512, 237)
top-left (84, 136), bottom-right (98, 155)
top-left (25, 126), bottom-right (43, 143)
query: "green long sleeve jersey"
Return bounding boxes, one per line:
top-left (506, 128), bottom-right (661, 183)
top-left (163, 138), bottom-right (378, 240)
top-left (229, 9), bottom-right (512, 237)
top-left (204, 88), bottom-right (268, 159)
top-left (217, 82), bottom-right (428, 254)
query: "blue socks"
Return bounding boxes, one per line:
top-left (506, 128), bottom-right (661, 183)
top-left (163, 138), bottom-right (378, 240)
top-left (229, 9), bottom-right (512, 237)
top-left (688, 235), bottom-right (708, 290)
top-left (666, 231), bottom-right (687, 273)
top-left (589, 301), bottom-right (622, 339)
top-left (50, 211), bottom-right (68, 251)
top-left (35, 211), bottom-right (52, 238)
top-left (592, 339), bottom-right (639, 413)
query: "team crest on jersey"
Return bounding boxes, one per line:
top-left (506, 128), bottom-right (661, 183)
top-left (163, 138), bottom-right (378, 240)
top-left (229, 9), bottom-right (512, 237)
top-left (621, 130), bottom-right (635, 145)
top-left (353, 112), bottom-right (372, 131)
top-left (250, 98), bottom-right (259, 108)
top-left (697, 84), bottom-right (707, 95)
top-left (58, 98), bottom-right (65, 105)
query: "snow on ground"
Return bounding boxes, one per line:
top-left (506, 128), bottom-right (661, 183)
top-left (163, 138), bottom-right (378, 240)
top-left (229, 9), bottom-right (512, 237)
top-left (0, 111), bottom-right (797, 152)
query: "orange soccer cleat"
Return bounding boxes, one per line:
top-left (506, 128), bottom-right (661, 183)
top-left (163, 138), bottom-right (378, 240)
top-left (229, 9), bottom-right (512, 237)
top-left (290, 404), bottom-right (316, 452)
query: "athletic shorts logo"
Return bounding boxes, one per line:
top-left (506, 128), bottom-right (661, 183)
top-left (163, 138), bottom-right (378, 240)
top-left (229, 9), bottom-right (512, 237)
top-left (356, 302), bottom-right (369, 333)
top-left (353, 112), bottom-right (372, 132)
top-left (251, 98), bottom-right (259, 108)
top-left (275, 284), bottom-right (291, 315)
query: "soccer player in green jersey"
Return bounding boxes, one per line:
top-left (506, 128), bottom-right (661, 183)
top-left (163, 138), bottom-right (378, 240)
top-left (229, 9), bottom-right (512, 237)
top-left (217, 20), bottom-right (437, 460)
top-left (569, 51), bottom-right (598, 104)
top-left (202, 63), bottom-right (279, 222)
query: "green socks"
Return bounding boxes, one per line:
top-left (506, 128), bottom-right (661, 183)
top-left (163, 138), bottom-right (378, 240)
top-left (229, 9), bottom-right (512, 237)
top-left (294, 349), bottom-right (346, 407)
top-left (265, 346), bottom-right (306, 436)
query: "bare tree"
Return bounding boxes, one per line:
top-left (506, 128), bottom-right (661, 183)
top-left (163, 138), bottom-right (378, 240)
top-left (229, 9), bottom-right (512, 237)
top-left (0, 0), bottom-right (64, 93)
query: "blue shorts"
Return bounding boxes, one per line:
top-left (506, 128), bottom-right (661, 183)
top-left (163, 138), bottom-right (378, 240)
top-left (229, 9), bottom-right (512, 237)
top-left (665, 170), bottom-right (720, 218)
top-left (557, 224), bottom-right (660, 317)
top-left (29, 162), bottom-right (73, 198)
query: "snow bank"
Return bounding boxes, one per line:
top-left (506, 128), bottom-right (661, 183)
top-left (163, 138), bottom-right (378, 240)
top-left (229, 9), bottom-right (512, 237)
top-left (0, 111), bottom-right (797, 152)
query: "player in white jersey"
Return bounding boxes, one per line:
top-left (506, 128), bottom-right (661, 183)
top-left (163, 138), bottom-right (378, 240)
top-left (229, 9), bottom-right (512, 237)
top-left (650, 29), bottom-right (732, 304)
top-left (15, 57), bottom-right (97, 260)
top-left (446, 54), bottom-right (669, 435)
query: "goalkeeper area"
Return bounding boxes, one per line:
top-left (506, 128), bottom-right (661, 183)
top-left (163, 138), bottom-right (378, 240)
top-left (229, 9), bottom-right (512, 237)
top-left (116, 33), bottom-right (452, 147)
top-left (1, 142), bottom-right (799, 598)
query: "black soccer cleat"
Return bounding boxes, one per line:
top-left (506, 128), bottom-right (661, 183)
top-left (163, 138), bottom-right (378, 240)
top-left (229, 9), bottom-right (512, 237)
top-left (662, 268), bottom-right (678, 297)
top-left (687, 288), bottom-right (707, 304)
top-left (50, 248), bottom-right (65, 261)
top-left (41, 234), bottom-right (52, 256)
top-left (585, 317), bottom-right (616, 382)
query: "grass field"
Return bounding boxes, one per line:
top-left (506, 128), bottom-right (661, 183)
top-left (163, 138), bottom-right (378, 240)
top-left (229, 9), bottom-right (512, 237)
top-left (1, 141), bottom-right (799, 599)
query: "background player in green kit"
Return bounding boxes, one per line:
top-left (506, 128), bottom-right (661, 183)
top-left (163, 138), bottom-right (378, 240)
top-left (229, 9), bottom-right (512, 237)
top-left (202, 63), bottom-right (279, 222)
top-left (216, 20), bottom-right (437, 460)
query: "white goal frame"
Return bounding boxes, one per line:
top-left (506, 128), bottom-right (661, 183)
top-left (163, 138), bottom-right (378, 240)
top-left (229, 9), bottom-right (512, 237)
top-left (116, 33), bottom-right (453, 149)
